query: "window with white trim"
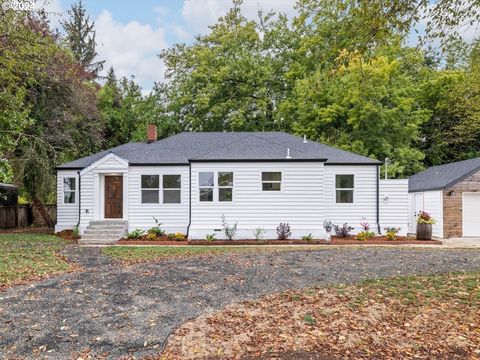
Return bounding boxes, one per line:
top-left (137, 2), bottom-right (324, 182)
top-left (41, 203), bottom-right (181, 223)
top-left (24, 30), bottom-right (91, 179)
top-left (63, 177), bottom-right (76, 204)
top-left (163, 175), bottom-right (181, 203)
top-left (199, 172), bottom-right (214, 202)
top-left (335, 174), bottom-right (354, 203)
top-left (141, 175), bottom-right (159, 203)
top-left (218, 172), bottom-right (233, 202)
top-left (262, 172), bottom-right (281, 191)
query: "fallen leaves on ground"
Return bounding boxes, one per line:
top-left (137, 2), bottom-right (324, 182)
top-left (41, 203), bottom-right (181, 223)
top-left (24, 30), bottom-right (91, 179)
top-left (157, 272), bottom-right (480, 359)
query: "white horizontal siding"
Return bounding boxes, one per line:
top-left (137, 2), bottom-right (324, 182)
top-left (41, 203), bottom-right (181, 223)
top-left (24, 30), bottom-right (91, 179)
top-left (78, 171), bottom-right (95, 233)
top-left (190, 162), bottom-right (325, 239)
top-left (379, 179), bottom-right (408, 235)
top-left (127, 166), bottom-right (189, 233)
top-left (423, 190), bottom-right (444, 238)
top-left (55, 170), bottom-right (79, 232)
top-left (323, 165), bottom-right (378, 233)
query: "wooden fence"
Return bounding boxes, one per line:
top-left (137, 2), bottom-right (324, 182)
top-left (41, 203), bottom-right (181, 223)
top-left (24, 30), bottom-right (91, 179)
top-left (0, 205), bottom-right (57, 229)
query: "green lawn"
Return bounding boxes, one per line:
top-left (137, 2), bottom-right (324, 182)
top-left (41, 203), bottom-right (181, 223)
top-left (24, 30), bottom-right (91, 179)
top-left (0, 233), bottom-right (71, 287)
top-left (103, 245), bottom-right (325, 264)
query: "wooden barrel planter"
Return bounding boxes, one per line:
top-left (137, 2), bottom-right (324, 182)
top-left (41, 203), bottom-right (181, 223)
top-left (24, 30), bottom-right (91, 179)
top-left (416, 223), bottom-right (432, 240)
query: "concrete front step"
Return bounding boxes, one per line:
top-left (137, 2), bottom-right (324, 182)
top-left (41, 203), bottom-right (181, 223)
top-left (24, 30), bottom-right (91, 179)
top-left (81, 234), bottom-right (123, 240)
top-left (84, 229), bottom-right (125, 235)
top-left (89, 220), bottom-right (128, 226)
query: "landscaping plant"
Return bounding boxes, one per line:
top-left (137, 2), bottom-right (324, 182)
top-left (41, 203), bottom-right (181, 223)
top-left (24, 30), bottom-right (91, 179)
top-left (276, 223), bottom-right (291, 240)
top-left (333, 223), bottom-right (354, 238)
top-left (221, 215), bottom-right (238, 241)
top-left (148, 216), bottom-right (166, 237)
top-left (416, 211), bottom-right (436, 224)
top-left (301, 233), bottom-right (313, 241)
top-left (127, 229), bottom-right (145, 239)
top-left (357, 222), bottom-right (375, 241)
top-left (205, 233), bottom-right (216, 242)
top-left (384, 227), bottom-right (401, 240)
top-left (253, 227), bottom-right (266, 241)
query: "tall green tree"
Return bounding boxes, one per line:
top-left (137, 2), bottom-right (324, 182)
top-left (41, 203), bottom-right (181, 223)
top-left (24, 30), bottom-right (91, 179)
top-left (61, 0), bottom-right (104, 77)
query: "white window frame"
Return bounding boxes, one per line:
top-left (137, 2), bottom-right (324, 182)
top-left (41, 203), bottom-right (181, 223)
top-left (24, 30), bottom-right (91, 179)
top-left (261, 171), bottom-right (282, 192)
top-left (335, 174), bottom-right (355, 204)
top-left (141, 174), bottom-right (160, 204)
top-left (199, 171), bottom-right (215, 202)
top-left (218, 171), bottom-right (234, 202)
top-left (62, 176), bottom-right (77, 205)
top-left (162, 174), bottom-right (181, 204)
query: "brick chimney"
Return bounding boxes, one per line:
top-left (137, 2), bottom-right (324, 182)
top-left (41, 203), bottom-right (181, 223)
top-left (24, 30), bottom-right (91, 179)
top-left (147, 124), bottom-right (157, 143)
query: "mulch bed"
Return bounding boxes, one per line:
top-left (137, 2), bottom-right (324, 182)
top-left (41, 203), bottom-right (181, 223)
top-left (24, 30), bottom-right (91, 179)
top-left (56, 229), bottom-right (80, 242)
top-left (118, 240), bottom-right (190, 245)
top-left (116, 238), bottom-right (442, 246)
top-left (330, 236), bottom-right (442, 245)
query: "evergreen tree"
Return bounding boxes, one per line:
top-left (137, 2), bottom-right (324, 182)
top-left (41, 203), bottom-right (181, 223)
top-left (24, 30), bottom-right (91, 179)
top-left (61, 0), bottom-right (104, 77)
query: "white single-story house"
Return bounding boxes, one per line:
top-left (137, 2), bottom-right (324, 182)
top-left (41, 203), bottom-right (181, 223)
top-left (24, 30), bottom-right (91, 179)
top-left (55, 127), bottom-right (408, 243)
top-left (409, 157), bottom-right (480, 238)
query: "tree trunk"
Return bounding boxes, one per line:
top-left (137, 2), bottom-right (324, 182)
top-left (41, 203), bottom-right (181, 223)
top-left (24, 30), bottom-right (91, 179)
top-left (32, 196), bottom-right (54, 228)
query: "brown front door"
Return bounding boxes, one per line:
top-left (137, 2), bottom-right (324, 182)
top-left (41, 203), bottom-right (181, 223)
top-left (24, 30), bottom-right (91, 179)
top-left (105, 176), bottom-right (123, 218)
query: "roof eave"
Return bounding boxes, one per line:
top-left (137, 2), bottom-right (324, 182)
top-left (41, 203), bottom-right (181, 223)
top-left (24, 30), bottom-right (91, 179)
top-left (188, 158), bottom-right (328, 163)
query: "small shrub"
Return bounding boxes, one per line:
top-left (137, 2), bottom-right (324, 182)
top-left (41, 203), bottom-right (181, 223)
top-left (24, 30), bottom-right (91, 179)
top-left (277, 223), bottom-right (291, 240)
top-left (416, 211), bottom-right (436, 224)
top-left (174, 232), bottom-right (186, 240)
top-left (360, 222), bottom-right (370, 231)
top-left (333, 223), bottom-right (354, 238)
top-left (145, 233), bottom-right (157, 241)
top-left (148, 217), bottom-right (165, 236)
top-left (221, 215), bottom-right (238, 240)
top-left (302, 233), bottom-right (313, 241)
top-left (357, 230), bottom-right (375, 241)
top-left (253, 227), bottom-right (266, 241)
top-left (384, 227), bottom-right (401, 240)
top-left (205, 233), bottom-right (216, 242)
top-left (167, 233), bottom-right (176, 240)
top-left (323, 220), bottom-right (333, 232)
top-left (127, 229), bottom-right (145, 239)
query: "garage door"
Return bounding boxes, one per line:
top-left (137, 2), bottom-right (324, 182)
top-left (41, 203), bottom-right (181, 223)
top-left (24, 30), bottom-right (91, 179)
top-left (463, 193), bottom-right (480, 236)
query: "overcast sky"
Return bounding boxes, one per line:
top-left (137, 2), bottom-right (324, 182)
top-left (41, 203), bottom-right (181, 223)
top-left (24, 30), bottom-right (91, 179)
top-left (37, 0), bottom-right (299, 92)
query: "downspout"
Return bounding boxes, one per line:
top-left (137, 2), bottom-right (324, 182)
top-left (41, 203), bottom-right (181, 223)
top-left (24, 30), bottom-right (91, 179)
top-left (76, 170), bottom-right (82, 229)
top-left (186, 162), bottom-right (192, 239)
top-left (376, 165), bottom-right (380, 234)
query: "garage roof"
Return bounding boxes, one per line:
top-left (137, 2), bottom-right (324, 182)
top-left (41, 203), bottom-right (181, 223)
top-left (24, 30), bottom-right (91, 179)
top-left (409, 157), bottom-right (480, 192)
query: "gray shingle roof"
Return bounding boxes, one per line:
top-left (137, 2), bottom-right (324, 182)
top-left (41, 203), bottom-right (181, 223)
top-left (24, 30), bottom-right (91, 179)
top-left (57, 132), bottom-right (380, 169)
top-left (409, 157), bottom-right (480, 192)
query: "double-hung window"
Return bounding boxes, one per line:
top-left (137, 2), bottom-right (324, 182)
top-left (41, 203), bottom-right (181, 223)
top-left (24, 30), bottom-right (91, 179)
top-left (218, 172), bottom-right (233, 202)
top-left (163, 175), bottom-right (181, 203)
top-left (63, 177), bottom-right (76, 204)
top-left (199, 172), bottom-right (214, 202)
top-left (262, 172), bottom-right (281, 191)
top-left (141, 175), bottom-right (159, 203)
top-left (335, 174), bottom-right (354, 203)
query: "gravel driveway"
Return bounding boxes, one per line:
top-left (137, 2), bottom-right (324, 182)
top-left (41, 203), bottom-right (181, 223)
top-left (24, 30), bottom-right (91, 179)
top-left (1, 246), bottom-right (480, 359)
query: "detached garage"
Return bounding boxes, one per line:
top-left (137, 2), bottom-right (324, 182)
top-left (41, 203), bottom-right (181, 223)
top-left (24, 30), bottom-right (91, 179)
top-left (409, 157), bottom-right (480, 238)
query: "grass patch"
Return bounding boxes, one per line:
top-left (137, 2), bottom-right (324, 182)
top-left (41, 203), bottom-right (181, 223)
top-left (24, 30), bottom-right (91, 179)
top-left (0, 233), bottom-right (71, 288)
top-left (103, 245), bottom-right (326, 264)
top-left (162, 272), bottom-right (480, 359)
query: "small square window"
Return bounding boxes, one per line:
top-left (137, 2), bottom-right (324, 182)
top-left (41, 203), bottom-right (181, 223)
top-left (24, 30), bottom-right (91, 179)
top-left (199, 172), bottom-right (214, 187)
top-left (219, 188), bottom-right (233, 202)
top-left (262, 172), bottom-right (281, 191)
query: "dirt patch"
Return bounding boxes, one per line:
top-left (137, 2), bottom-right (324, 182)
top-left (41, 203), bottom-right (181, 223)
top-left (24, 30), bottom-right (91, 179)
top-left (160, 272), bottom-right (480, 359)
top-left (56, 229), bottom-right (80, 242)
